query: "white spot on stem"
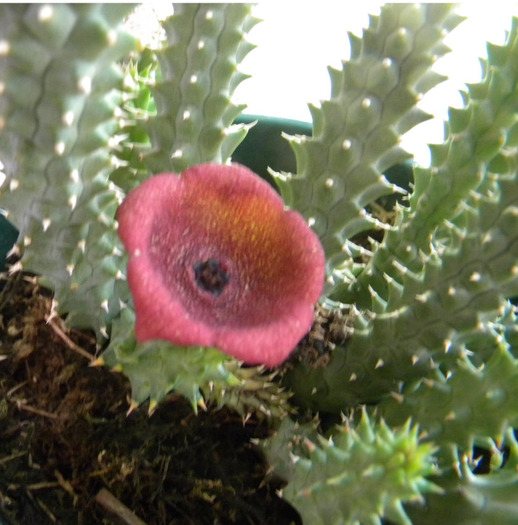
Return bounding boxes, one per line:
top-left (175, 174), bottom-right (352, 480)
top-left (106, 30), bottom-right (117, 46)
top-left (38, 5), bottom-right (53, 21)
top-left (62, 111), bottom-right (75, 126)
top-left (55, 141), bottom-right (66, 156)
top-left (342, 139), bottom-right (352, 150)
top-left (78, 77), bottom-right (92, 95)
top-left (0, 41), bottom-right (10, 56)
top-left (469, 272), bottom-right (481, 282)
top-left (68, 195), bottom-right (77, 211)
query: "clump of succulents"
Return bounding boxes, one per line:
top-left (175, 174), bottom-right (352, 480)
top-left (1, 3), bottom-right (518, 524)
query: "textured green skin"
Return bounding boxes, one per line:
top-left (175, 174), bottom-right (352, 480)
top-left (143, 3), bottom-right (259, 174)
top-left (266, 409), bottom-right (439, 525)
top-left (0, 3), bottom-right (270, 412)
top-left (3, 4), bottom-right (518, 524)
top-left (0, 4), bottom-right (137, 336)
top-left (284, 14), bottom-right (518, 412)
top-left (273, 4), bottom-right (464, 287)
top-left (101, 4), bottom-right (275, 412)
top-left (103, 308), bottom-right (291, 417)
top-left (406, 430), bottom-right (518, 525)
top-left (273, 9), bottom-right (518, 525)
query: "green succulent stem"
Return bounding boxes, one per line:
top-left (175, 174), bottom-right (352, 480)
top-left (284, 14), bottom-right (518, 414)
top-left (0, 4), bottom-right (137, 337)
top-left (266, 408), bottom-right (439, 525)
top-left (273, 4), bottom-right (463, 289)
top-left (143, 3), bottom-right (259, 174)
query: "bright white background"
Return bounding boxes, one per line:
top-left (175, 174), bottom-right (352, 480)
top-left (2, 2), bottom-right (517, 187)
top-left (233, 2), bottom-right (518, 166)
top-left (138, 2), bottom-right (518, 167)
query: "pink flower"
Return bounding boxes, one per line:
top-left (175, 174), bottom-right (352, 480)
top-left (117, 163), bottom-right (325, 367)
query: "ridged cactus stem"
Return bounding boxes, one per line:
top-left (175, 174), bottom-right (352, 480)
top-left (100, 5), bottom-right (280, 412)
top-left (272, 4), bottom-right (463, 289)
top-left (0, 4), bottom-right (137, 337)
top-left (346, 16), bottom-right (518, 308)
top-left (284, 15), bottom-right (518, 414)
top-left (266, 408), bottom-right (439, 525)
top-left (143, 3), bottom-right (259, 174)
top-left (406, 429), bottom-right (518, 525)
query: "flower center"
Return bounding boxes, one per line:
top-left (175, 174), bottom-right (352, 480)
top-left (193, 258), bottom-right (230, 296)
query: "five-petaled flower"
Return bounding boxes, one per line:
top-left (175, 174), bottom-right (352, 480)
top-left (117, 163), bottom-right (325, 367)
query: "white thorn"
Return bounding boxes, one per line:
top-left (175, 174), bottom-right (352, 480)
top-left (342, 139), bottom-right (352, 150)
top-left (9, 179), bottom-right (19, 191)
top-left (415, 292), bottom-right (429, 303)
top-left (55, 141), bottom-right (66, 156)
top-left (68, 195), bottom-right (77, 210)
top-left (38, 5), bottom-right (53, 21)
top-left (78, 77), bottom-right (92, 95)
top-left (374, 358), bottom-right (384, 369)
top-left (42, 218), bottom-right (51, 232)
top-left (70, 169), bottom-right (80, 183)
top-left (107, 29), bottom-right (117, 46)
top-left (62, 111), bottom-right (75, 126)
top-left (0, 40), bottom-right (10, 56)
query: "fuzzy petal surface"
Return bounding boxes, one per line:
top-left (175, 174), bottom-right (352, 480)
top-left (117, 163), bottom-right (325, 367)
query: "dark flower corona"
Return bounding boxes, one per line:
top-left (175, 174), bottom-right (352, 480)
top-left (117, 163), bottom-right (325, 366)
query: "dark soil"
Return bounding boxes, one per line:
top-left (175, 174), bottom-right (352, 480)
top-left (0, 269), bottom-right (301, 525)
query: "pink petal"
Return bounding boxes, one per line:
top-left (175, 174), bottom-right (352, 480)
top-left (117, 163), bottom-right (325, 367)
